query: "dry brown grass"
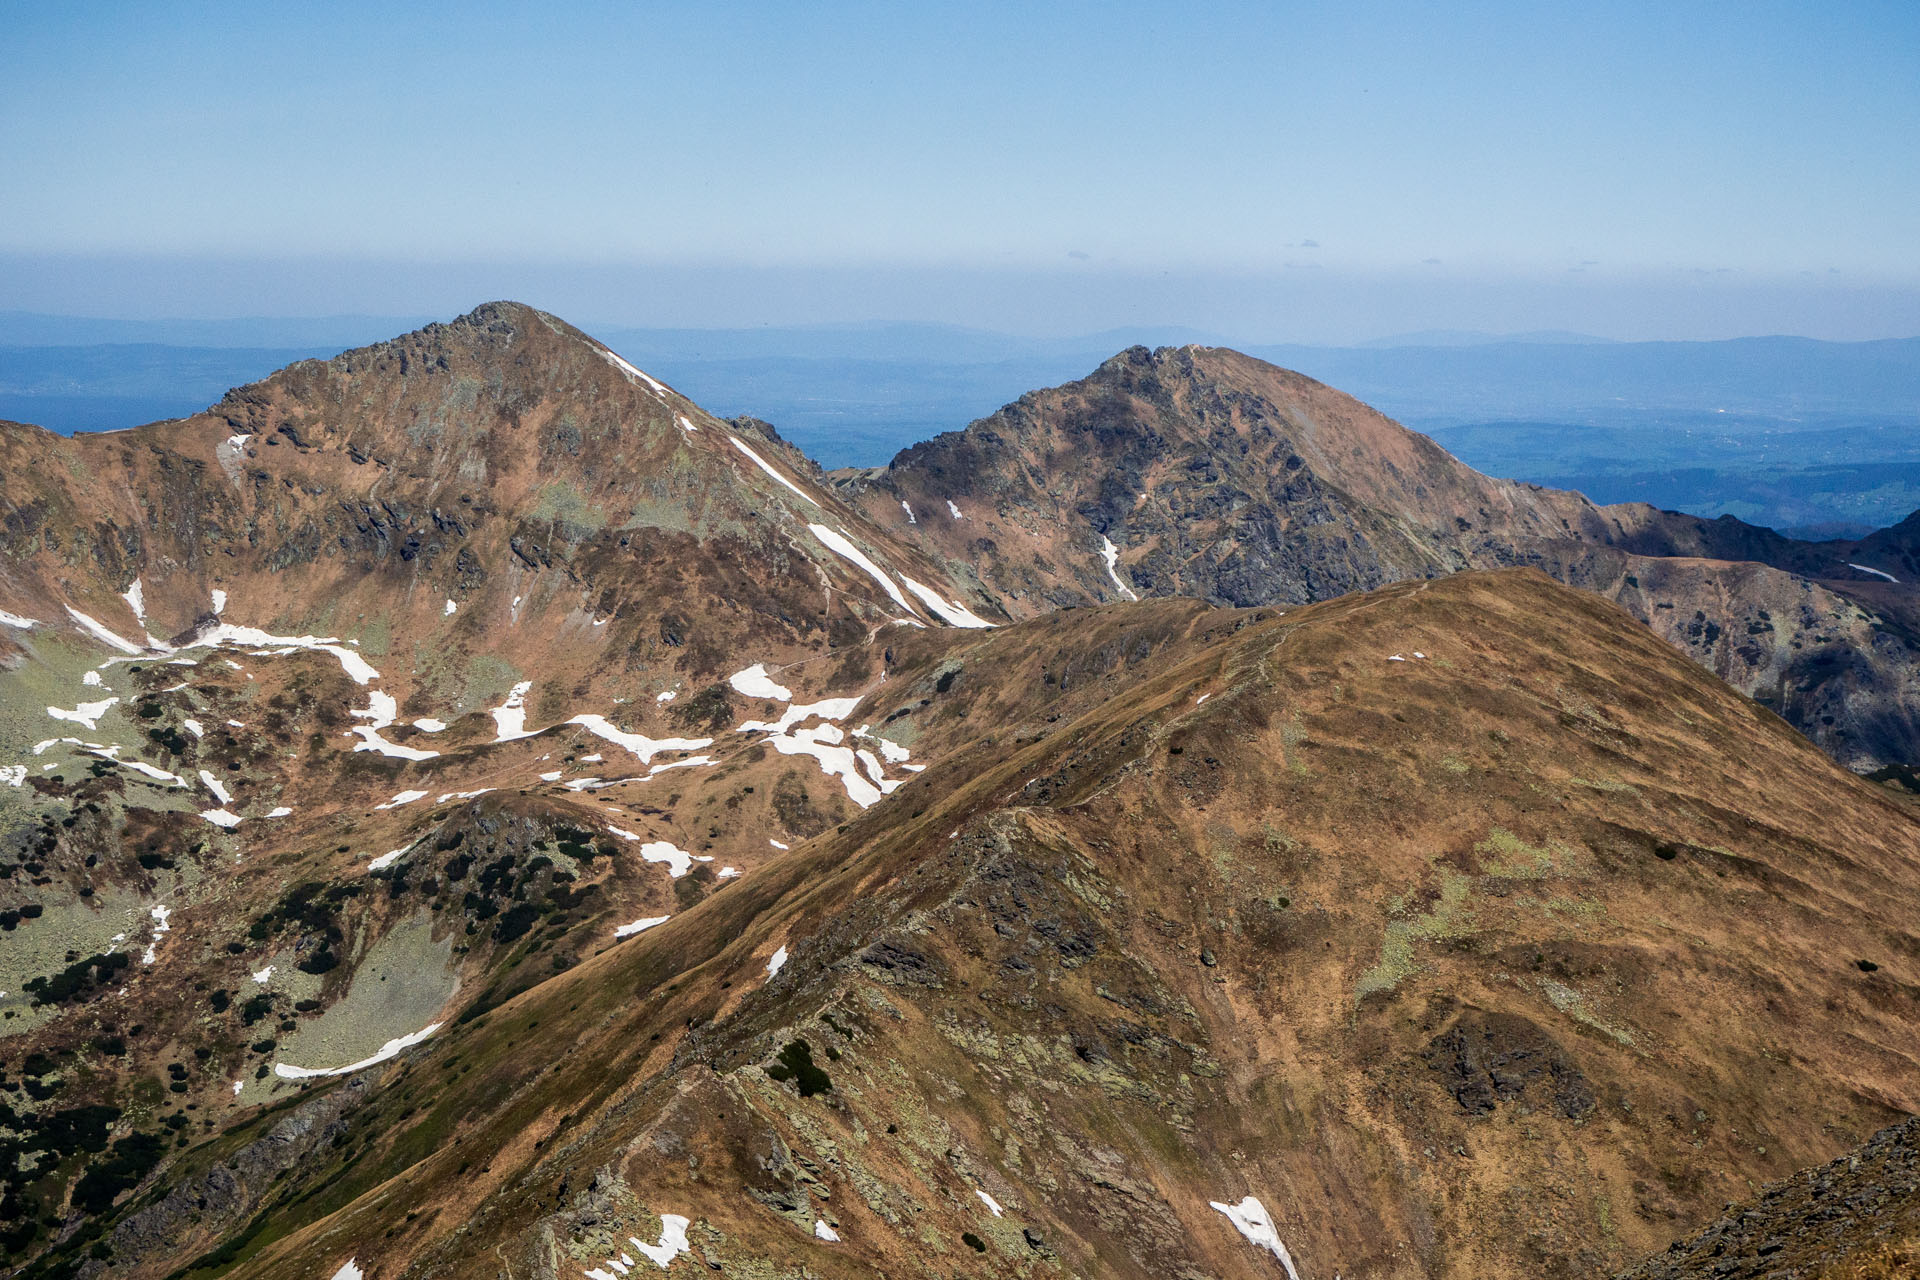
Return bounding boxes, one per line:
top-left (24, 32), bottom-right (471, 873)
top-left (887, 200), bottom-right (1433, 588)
top-left (1820, 1238), bottom-right (1920, 1279)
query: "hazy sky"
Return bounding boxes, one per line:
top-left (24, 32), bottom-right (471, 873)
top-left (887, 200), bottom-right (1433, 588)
top-left (3, 1), bottom-right (1917, 340)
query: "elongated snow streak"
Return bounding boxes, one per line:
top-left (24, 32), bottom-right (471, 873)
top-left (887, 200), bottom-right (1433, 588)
top-left (975, 1189), bottom-right (1004, 1216)
top-left (897, 575), bottom-right (995, 628)
top-left (614, 915), bottom-right (669, 938)
top-left (901, 500), bottom-right (916, 524)
top-left (373, 789), bottom-right (428, 810)
top-left (329, 1261), bottom-right (364, 1280)
top-left (567, 713), bottom-right (713, 762)
top-left (186, 622), bottom-right (381, 682)
top-left (1849, 562), bottom-right (1900, 583)
top-left (82, 745), bottom-right (185, 787)
top-left (1099, 535), bottom-right (1138, 601)
top-left (65, 607), bottom-right (143, 654)
top-left (599, 346), bottom-right (671, 396)
top-left (274, 1022), bottom-right (442, 1079)
top-left (728, 435), bottom-right (817, 504)
top-left (1209, 1196), bottom-right (1302, 1280)
top-left (946, 499), bottom-right (964, 520)
top-left (767, 945), bottom-right (789, 979)
top-left (122, 578), bottom-right (146, 625)
top-left (808, 523), bottom-right (915, 611)
top-left (0, 608), bottom-right (38, 629)
top-left (729, 663), bottom-right (792, 701)
top-left (198, 770), bottom-right (233, 804)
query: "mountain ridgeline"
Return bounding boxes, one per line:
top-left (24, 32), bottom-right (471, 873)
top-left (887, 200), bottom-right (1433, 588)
top-left (0, 304), bottom-right (1917, 1280)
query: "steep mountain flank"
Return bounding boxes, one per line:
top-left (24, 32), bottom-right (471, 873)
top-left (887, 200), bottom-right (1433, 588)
top-left (54, 570), bottom-right (1920, 1280)
top-left (1615, 1115), bottom-right (1920, 1279)
top-left (837, 344), bottom-right (1920, 770)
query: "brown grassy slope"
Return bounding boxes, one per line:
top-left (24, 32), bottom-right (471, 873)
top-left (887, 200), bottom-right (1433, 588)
top-left (164, 569), bottom-right (1920, 1280)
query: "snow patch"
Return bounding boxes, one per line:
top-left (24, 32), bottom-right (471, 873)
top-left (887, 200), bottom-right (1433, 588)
top-left (413, 718), bottom-right (448, 732)
top-left (366, 846), bottom-right (411, 872)
top-left (210, 589), bottom-right (227, 615)
top-left (655, 690), bottom-right (675, 703)
top-left (351, 690), bottom-right (440, 761)
top-left (567, 714), bottom-right (713, 763)
top-left (374, 789), bottom-right (429, 810)
top-left (444, 599), bottom-right (457, 616)
top-left (813, 1220), bottom-right (839, 1242)
top-left (947, 500), bottom-right (964, 520)
top-left (1209, 1196), bottom-right (1302, 1279)
top-left (48, 698), bottom-right (119, 731)
top-left (252, 966), bottom-right (274, 984)
top-left (628, 1215), bottom-right (691, 1269)
top-left (0, 608), bottom-right (38, 630)
top-left (901, 500), bottom-right (916, 524)
top-left (975, 1189), bottom-right (1004, 1216)
top-left (201, 810), bottom-right (242, 828)
top-left (186, 623), bottom-right (380, 683)
top-left (767, 945), bottom-right (789, 979)
top-left (82, 669), bottom-right (104, 688)
top-left (183, 718), bottom-right (204, 737)
top-left (198, 770), bottom-right (233, 805)
top-left (0, 766), bottom-right (25, 787)
top-left (738, 695), bottom-right (863, 736)
top-left (491, 681), bottom-right (536, 740)
top-left (274, 1022), bottom-right (442, 1079)
top-left (122, 578), bottom-right (146, 624)
top-left (729, 663), bottom-right (792, 701)
top-left (1099, 535), bottom-right (1138, 601)
top-left (768, 839), bottom-right (789, 850)
top-left (142, 904), bottom-right (171, 965)
top-left (266, 806), bottom-right (293, 817)
top-left (614, 915), bottom-right (669, 939)
top-left (328, 1262), bottom-right (364, 1280)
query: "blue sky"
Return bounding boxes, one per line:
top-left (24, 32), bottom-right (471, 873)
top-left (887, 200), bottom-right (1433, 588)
top-left (2, 0), bottom-right (1917, 339)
